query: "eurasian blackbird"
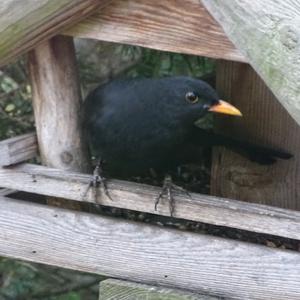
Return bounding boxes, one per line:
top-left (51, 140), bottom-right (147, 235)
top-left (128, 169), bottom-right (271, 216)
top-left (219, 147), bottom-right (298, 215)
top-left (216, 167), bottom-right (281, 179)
top-left (83, 76), bottom-right (291, 212)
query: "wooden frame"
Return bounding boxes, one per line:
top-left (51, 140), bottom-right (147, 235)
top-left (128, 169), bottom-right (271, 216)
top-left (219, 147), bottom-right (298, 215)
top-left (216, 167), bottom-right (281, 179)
top-left (1, 0), bottom-right (300, 298)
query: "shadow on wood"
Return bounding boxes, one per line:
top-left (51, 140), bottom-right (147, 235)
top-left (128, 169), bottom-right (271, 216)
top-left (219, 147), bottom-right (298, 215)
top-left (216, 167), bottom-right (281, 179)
top-left (213, 61), bottom-right (300, 210)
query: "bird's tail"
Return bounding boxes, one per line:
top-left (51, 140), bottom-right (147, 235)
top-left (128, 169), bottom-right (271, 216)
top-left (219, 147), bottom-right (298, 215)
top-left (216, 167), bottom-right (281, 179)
top-left (195, 129), bottom-right (292, 165)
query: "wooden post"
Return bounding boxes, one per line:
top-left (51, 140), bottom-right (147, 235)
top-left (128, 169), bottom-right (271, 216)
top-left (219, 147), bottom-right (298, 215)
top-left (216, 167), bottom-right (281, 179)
top-left (99, 279), bottom-right (219, 299)
top-left (28, 35), bottom-right (89, 172)
top-left (28, 35), bottom-right (90, 207)
top-left (212, 61), bottom-right (300, 210)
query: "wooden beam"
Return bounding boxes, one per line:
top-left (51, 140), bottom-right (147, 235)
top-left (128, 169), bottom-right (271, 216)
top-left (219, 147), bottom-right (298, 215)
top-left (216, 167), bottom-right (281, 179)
top-left (65, 0), bottom-right (245, 62)
top-left (0, 0), bottom-right (113, 66)
top-left (1, 163), bottom-right (300, 241)
top-left (212, 61), bottom-right (300, 210)
top-left (1, 196), bottom-right (300, 300)
top-left (99, 279), bottom-right (219, 300)
top-left (0, 188), bottom-right (16, 196)
top-left (201, 0), bottom-right (300, 125)
top-left (28, 36), bottom-right (90, 172)
top-left (0, 132), bottom-right (37, 166)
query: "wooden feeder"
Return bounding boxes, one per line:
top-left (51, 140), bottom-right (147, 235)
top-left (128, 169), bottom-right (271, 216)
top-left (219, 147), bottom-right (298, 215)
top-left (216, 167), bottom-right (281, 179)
top-left (0, 1), bottom-right (300, 299)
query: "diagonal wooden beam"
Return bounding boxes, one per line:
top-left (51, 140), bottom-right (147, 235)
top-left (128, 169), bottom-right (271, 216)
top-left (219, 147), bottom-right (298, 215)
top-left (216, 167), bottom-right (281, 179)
top-left (1, 196), bottom-right (300, 300)
top-left (0, 0), bottom-right (113, 66)
top-left (1, 163), bottom-right (300, 240)
top-left (65, 0), bottom-right (245, 62)
top-left (201, 0), bottom-right (300, 126)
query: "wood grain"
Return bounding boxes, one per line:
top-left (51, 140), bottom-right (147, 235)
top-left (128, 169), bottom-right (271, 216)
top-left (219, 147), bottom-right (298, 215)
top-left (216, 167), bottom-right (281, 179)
top-left (0, 132), bottom-right (37, 166)
top-left (202, 0), bottom-right (300, 125)
top-left (65, 0), bottom-right (245, 62)
top-left (28, 36), bottom-right (90, 173)
top-left (0, 0), bottom-right (113, 66)
top-left (0, 188), bottom-right (16, 196)
top-left (99, 279), bottom-right (220, 300)
top-left (212, 61), bottom-right (300, 210)
top-left (1, 196), bottom-right (300, 300)
top-left (1, 163), bottom-right (300, 240)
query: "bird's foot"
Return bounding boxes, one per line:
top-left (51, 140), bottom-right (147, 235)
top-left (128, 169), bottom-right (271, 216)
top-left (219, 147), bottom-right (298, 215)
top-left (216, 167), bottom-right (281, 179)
top-left (82, 159), bottom-right (112, 203)
top-left (155, 174), bottom-right (191, 217)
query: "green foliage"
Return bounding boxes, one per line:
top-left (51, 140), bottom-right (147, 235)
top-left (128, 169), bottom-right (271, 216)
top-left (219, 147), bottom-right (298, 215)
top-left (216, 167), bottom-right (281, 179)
top-left (125, 47), bottom-right (214, 78)
top-left (0, 58), bottom-right (34, 139)
top-left (0, 258), bottom-right (40, 299)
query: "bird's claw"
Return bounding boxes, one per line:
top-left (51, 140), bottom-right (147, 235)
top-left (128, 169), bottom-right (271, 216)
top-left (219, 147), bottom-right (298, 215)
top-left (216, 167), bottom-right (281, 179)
top-left (155, 175), bottom-right (191, 217)
top-left (82, 160), bottom-right (113, 203)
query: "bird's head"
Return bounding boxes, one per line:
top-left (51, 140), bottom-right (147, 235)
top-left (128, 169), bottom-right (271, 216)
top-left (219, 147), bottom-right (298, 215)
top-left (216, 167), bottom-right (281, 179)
top-left (160, 77), bottom-right (242, 124)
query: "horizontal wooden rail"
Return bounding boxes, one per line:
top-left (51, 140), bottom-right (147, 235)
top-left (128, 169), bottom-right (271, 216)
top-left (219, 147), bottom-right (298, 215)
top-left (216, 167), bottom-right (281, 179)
top-left (65, 0), bottom-right (245, 62)
top-left (0, 196), bottom-right (300, 300)
top-left (0, 132), bottom-right (37, 166)
top-left (1, 163), bottom-right (300, 240)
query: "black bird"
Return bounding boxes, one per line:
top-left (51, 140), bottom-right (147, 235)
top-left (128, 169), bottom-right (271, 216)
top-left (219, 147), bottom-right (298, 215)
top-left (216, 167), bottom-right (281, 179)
top-left (83, 76), bottom-right (291, 212)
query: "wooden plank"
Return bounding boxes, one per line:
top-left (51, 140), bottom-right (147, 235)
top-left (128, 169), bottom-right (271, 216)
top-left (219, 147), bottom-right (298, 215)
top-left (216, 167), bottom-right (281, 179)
top-left (0, 188), bottom-right (16, 196)
top-left (0, 132), bottom-right (37, 166)
top-left (0, 0), bottom-right (113, 66)
top-left (1, 163), bottom-right (300, 241)
top-left (28, 36), bottom-right (90, 172)
top-left (212, 61), bottom-right (300, 210)
top-left (202, 0), bottom-right (300, 126)
top-left (1, 196), bottom-right (300, 300)
top-left (99, 279), bottom-right (220, 300)
top-left (65, 0), bottom-right (245, 62)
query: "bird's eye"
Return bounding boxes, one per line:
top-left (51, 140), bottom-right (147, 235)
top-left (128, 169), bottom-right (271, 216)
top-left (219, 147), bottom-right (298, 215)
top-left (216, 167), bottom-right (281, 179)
top-left (185, 92), bottom-right (199, 104)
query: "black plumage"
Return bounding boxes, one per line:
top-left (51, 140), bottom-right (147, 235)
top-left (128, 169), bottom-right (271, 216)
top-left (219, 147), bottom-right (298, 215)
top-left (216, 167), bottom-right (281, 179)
top-left (83, 76), bottom-right (291, 178)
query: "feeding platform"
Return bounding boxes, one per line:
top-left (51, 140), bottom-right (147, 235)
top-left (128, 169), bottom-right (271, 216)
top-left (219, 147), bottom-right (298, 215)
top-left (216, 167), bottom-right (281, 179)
top-left (1, 0), bottom-right (300, 299)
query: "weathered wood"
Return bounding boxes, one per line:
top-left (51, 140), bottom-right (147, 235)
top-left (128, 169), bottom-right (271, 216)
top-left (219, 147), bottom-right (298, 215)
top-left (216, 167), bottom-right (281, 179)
top-left (1, 163), bottom-right (300, 240)
top-left (202, 0), bottom-right (300, 125)
top-left (1, 196), bottom-right (300, 300)
top-left (28, 36), bottom-right (90, 172)
top-left (0, 188), bottom-right (16, 196)
top-left (0, 0), bottom-right (113, 66)
top-left (0, 132), bottom-right (37, 166)
top-left (99, 279), bottom-right (220, 300)
top-left (65, 0), bottom-right (245, 62)
top-left (212, 61), bottom-right (300, 210)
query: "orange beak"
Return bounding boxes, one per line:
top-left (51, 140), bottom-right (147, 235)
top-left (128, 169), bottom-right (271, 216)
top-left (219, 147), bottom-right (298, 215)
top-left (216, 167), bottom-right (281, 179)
top-left (208, 100), bottom-right (242, 117)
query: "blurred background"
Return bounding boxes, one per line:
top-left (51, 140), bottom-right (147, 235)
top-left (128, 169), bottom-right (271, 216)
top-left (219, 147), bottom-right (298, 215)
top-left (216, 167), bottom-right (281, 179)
top-left (0, 39), bottom-right (215, 300)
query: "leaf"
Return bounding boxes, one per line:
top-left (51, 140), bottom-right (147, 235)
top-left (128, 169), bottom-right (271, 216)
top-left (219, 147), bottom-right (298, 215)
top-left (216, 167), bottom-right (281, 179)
top-left (1, 76), bottom-right (18, 93)
top-left (5, 103), bottom-right (15, 112)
